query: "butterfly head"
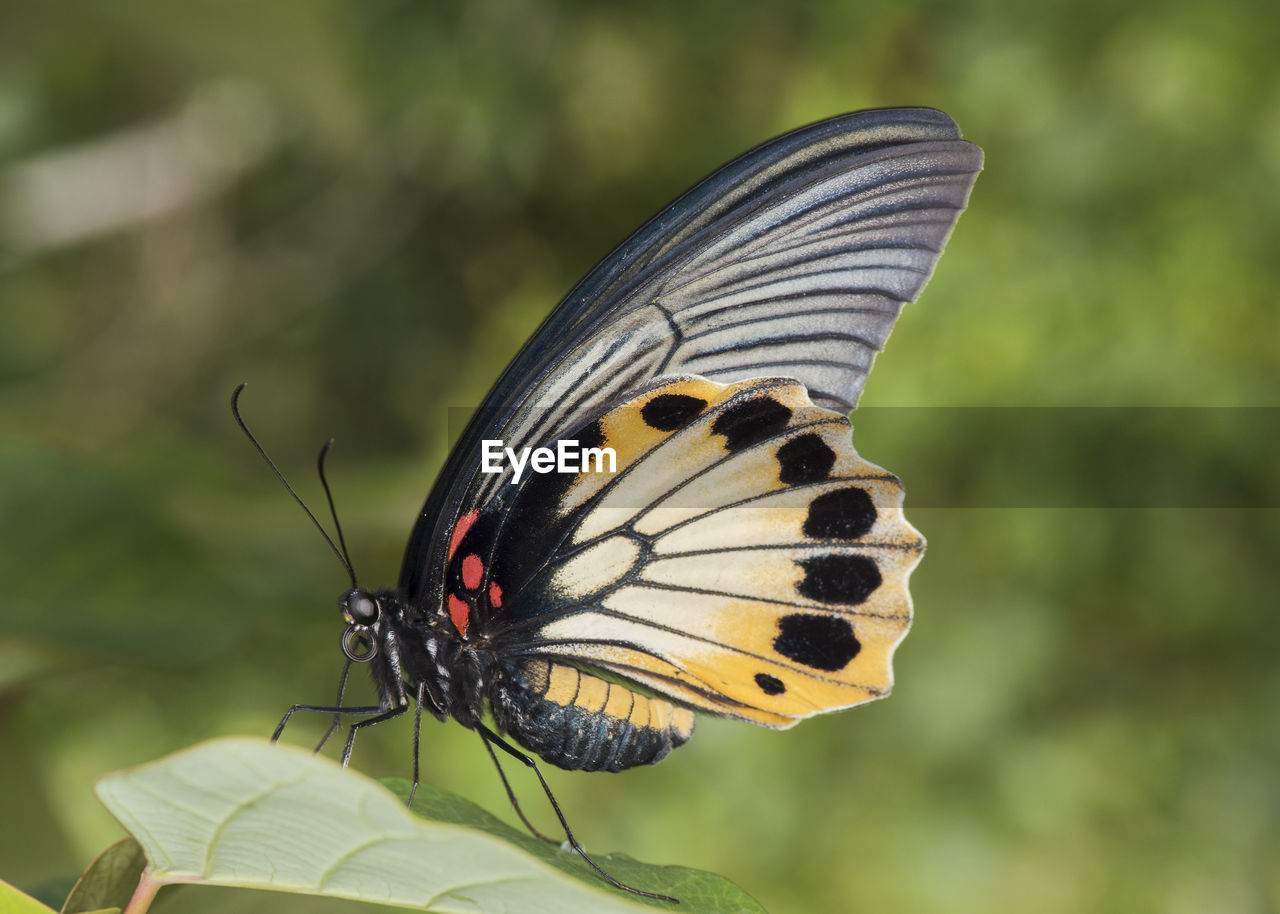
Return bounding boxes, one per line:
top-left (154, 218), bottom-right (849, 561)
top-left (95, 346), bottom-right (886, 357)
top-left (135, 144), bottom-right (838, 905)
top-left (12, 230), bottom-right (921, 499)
top-left (339, 588), bottom-right (383, 662)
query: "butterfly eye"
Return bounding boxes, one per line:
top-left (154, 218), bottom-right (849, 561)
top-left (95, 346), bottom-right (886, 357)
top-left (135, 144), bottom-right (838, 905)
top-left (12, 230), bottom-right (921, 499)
top-left (341, 590), bottom-right (380, 626)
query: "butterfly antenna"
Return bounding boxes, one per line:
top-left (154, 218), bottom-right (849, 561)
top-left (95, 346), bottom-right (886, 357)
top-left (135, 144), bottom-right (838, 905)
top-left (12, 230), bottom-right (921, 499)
top-left (231, 383), bottom-right (357, 587)
top-left (316, 439), bottom-right (358, 589)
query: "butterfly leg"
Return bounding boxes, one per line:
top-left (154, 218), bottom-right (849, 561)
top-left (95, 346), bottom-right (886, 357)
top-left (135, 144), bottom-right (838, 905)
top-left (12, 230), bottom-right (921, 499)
top-left (406, 681), bottom-right (427, 808)
top-left (475, 722), bottom-right (678, 904)
top-left (478, 731), bottom-right (559, 844)
top-left (314, 657), bottom-right (355, 753)
top-left (340, 704), bottom-right (407, 768)
top-left (272, 701), bottom-right (386, 745)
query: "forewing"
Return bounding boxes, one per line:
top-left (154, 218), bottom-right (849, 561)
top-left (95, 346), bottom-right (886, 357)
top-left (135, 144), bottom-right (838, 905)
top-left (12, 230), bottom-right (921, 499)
top-left (402, 107), bottom-right (978, 617)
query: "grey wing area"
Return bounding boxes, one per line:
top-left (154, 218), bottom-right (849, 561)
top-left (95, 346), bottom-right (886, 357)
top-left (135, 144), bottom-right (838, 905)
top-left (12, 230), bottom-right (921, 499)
top-left (652, 136), bottom-right (981, 408)
top-left (472, 108), bottom-right (982, 501)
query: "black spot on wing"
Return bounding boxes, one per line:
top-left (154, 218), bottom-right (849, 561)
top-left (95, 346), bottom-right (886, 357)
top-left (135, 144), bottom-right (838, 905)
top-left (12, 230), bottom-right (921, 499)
top-left (803, 487), bottom-right (877, 540)
top-left (777, 433), bottom-right (836, 484)
top-left (711, 397), bottom-right (792, 452)
top-left (641, 393), bottom-right (708, 431)
top-left (575, 419), bottom-right (607, 451)
top-left (796, 554), bottom-right (881, 605)
top-left (773, 613), bottom-right (862, 672)
top-left (755, 673), bottom-right (786, 695)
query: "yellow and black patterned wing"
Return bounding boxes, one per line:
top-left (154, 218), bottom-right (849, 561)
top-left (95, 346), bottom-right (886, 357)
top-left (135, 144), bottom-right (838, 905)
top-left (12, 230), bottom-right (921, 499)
top-left (475, 376), bottom-right (921, 737)
top-left (400, 108), bottom-right (979, 615)
top-left (415, 108), bottom-right (978, 773)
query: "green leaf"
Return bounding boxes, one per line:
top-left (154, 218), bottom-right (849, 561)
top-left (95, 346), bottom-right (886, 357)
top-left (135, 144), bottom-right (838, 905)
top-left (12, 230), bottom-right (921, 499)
top-left (0, 879), bottom-right (60, 914)
top-left (384, 778), bottom-right (764, 913)
top-left (59, 838), bottom-right (145, 914)
top-left (94, 738), bottom-right (766, 913)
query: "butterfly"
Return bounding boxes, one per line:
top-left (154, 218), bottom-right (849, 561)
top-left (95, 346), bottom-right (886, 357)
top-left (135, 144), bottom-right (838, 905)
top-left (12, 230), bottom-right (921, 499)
top-left (257, 106), bottom-right (981, 901)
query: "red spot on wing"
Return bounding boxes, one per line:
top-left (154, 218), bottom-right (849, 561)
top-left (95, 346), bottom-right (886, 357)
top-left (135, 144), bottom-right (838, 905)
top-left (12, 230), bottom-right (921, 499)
top-left (447, 594), bottom-right (470, 637)
top-left (447, 510), bottom-right (479, 561)
top-left (489, 580), bottom-right (503, 608)
top-left (461, 553), bottom-right (484, 591)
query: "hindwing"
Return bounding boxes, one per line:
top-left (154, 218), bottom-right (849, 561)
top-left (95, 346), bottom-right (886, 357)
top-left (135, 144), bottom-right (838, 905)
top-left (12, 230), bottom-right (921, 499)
top-left (481, 377), bottom-right (922, 728)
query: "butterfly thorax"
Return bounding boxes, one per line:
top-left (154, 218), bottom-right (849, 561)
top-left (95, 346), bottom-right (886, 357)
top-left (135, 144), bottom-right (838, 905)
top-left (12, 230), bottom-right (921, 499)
top-left (345, 587), bottom-right (492, 729)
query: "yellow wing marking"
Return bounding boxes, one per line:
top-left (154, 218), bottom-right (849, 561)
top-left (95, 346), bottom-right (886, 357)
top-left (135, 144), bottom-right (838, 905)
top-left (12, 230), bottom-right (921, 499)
top-left (540, 637), bottom-right (866, 728)
top-left (537, 589), bottom-right (907, 727)
top-left (566, 377), bottom-right (817, 540)
top-left (633, 421), bottom-right (884, 536)
top-left (527, 375), bottom-right (922, 728)
top-left (561, 376), bottom-right (729, 515)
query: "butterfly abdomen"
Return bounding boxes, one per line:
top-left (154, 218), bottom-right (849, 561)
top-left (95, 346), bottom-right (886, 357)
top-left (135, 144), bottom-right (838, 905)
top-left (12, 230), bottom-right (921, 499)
top-left (492, 659), bottom-right (695, 772)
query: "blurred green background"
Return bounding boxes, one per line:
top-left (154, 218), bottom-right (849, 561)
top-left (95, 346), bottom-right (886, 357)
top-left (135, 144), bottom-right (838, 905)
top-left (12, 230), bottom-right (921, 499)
top-left (2, 1), bottom-right (1277, 912)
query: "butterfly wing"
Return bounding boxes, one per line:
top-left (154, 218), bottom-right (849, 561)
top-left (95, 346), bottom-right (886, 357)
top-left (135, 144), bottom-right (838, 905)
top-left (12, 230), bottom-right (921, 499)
top-left (401, 107), bottom-right (981, 618)
top-left (485, 376), bottom-right (922, 725)
top-left (445, 375), bottom-right (922, 771)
